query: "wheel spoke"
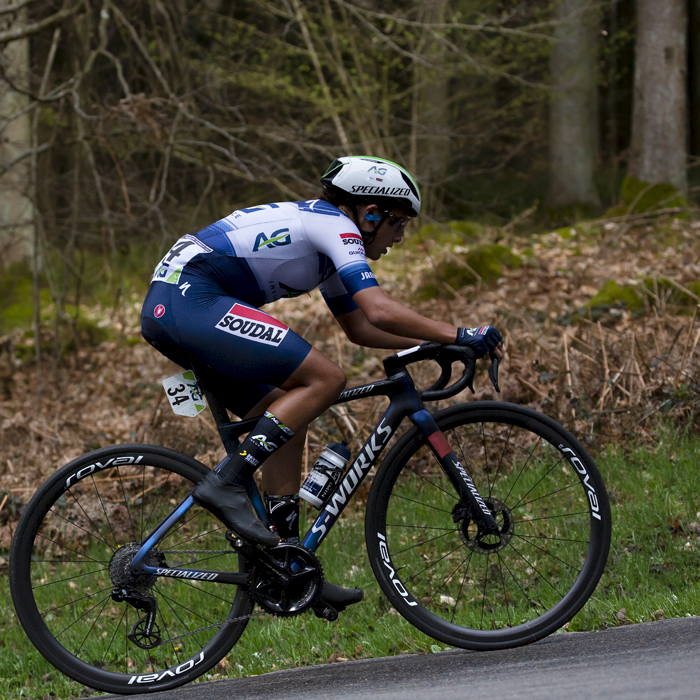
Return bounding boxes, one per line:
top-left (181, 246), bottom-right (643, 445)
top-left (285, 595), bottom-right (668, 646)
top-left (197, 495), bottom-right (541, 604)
top-left (509, 455), bottom-right (566, 511)
top-left (514, 480), bottom-right (580, 509)
top-left (391, 529), bottom-right (459, 558)
top-left (450, 552), bottom-right (474, 624)
top-left (406, 465), bottom-right (459, 500)
top-left (115, 466), bottom-right (138, 541)
top-left (142, 469), bottom-right (175, 538)
top-left (375, 409), bottom-right (609, 647)
top-left (101, 607), bottom-right (126, 667)
top-left (407, 542), bottom-right (466, 583)
top-left (45, 510), bottom-right (113, 555)
top-left (512, 533), bottom-right (583, 577)
top-left (91, 474), bottom-right (119, 549)
top-left (15, 453), bottom-right (254, 688)
top-left (33, 567), bottom-right (109, 590)
top-left (55, 592), bottom-right (112, 640)
top-left (386, 523), bottom-right (457, 531)
top-left (391, 493), bottom-right (455, 516)
top-left (514, 509), bottom-right (589, 525)
top-left (76, 595), bottom-right (111, 656)
top-left (40, 585), bottom-right (114, 617)
top-left (66, 490), bottom-right (115, 553)
top-left (165, 525), bottom-right (226, 550)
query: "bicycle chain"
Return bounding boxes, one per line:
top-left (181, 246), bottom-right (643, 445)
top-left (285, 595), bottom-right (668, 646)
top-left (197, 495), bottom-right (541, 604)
top-left (154, 548), bottom-right (267, 647)
top-left (158, 609), bottom-right (268, 647)
top-left (161, 549), bottom-right (233, 555)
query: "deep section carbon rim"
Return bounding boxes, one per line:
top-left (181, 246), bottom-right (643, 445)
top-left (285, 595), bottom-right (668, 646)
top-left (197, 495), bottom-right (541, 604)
top-left (366, 402), bottom-right (610, 650)
top-left (10, 445), bottom-right (252, 694)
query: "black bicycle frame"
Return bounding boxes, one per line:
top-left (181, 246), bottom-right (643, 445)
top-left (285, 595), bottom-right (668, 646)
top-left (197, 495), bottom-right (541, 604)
top-left (131, 356), bottom-right (497, 583)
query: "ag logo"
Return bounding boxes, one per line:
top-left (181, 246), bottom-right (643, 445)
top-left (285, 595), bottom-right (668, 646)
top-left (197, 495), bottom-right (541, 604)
top-left (253, 228), bottom-right (291, 252)
top-left (368, 166), bottom-right (387, 175)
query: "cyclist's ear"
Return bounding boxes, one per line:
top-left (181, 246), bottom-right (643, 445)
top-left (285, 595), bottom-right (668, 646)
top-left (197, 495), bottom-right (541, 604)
top-left (363, 204), bottom-right (382, 222)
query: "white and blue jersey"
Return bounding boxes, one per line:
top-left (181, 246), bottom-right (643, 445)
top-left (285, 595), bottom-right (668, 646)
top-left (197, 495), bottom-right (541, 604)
top-left (150, 199), bottom-right (378, 315)
top-left (142, 200), bottom-right (378, 417)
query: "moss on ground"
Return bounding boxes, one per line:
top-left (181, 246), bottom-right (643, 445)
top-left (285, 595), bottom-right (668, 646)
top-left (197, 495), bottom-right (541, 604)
top-left (405, 220), bottom-right (485, 251)
top-left (605, 177), bottom-right (689, 217)
top-left (581, 277), bottom-right (700, 322)
top-left (416, 243), bottom-right (522, 300)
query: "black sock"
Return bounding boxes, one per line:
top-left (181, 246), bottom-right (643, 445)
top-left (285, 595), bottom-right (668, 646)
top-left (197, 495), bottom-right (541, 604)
top-left (217, 411), bottom-right (294, 486)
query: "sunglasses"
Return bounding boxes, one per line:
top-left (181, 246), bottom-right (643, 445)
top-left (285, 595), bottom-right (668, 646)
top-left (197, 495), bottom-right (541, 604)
top-left (385, 211), bottom-right (410, 228)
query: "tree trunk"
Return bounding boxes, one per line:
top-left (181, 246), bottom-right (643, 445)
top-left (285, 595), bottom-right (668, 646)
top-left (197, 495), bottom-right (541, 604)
top-left (691, 0), bottom-right (700, 156)
top-left (627, 0), bottom-right (687, 192)
top-left (0, 1), bottom-right (34, 265)
top-left (547, 0), bottom-right (601, 211)
top-left (412, 0), bottom-right (451, 218)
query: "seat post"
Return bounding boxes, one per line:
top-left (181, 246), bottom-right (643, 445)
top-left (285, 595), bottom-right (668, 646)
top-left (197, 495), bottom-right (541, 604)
top-left (202, 388), bottom-right (229, 427)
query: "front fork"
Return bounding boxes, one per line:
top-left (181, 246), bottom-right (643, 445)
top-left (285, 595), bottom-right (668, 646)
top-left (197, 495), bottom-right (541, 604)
top-left (410, 409), bottom-right (499, 533)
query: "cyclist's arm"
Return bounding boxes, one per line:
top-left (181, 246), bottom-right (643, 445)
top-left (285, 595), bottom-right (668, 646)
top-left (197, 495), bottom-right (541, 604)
top-left (334, 307), bottom-right (422, 349)
top-left (352, 286), bottom-right (458, 345)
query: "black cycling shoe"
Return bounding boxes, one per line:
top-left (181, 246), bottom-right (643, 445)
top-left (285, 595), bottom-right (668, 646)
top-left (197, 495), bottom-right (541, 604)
top-left (319, 581), bottom-right (364, 611)
top-left (192, 471), bottom-right (280, 548)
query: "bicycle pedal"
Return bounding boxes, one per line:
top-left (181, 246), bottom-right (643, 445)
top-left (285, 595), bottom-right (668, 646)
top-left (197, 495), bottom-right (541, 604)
top-left (312, 599), bottom-right (339, 622)
top-left (225, 530), bottom-right (245, 548)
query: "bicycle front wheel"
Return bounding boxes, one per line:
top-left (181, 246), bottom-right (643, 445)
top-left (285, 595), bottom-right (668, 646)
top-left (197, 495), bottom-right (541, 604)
top-left (10, 445), bottom-right (252, 694)
top-left (365, 402), bottom-right (610, 650)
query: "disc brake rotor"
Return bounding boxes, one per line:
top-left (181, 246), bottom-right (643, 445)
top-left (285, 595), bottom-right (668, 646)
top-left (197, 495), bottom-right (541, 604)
top-left (452, 498), bottom-right (514, 554)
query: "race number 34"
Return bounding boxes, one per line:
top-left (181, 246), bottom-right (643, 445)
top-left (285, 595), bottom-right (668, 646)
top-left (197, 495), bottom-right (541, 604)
top-left (162, 371), bottom-right (207, 417)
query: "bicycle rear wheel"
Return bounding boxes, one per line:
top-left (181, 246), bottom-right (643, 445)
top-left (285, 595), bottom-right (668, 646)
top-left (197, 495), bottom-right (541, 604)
top-left (10, 445), bottom-right (252, 694)
top-left (365, 402), bottom-right (610, 650)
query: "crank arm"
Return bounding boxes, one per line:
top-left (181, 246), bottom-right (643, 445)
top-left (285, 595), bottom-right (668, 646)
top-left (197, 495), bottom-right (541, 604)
top-left (228, 536), bottom-right (292, 584)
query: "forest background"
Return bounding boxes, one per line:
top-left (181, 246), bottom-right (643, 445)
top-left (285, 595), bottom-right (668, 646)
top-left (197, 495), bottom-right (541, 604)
top-left (0, 0), bottom-right (699, 694)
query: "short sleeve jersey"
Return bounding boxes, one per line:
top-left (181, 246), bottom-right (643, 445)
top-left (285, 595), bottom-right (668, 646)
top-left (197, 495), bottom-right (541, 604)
top-left (150, 200), bottom-right (378, 316)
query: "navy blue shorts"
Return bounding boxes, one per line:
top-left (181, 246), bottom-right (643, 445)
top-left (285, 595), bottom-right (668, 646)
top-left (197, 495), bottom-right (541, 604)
top-left (141, 273), bottom-right (313, 418)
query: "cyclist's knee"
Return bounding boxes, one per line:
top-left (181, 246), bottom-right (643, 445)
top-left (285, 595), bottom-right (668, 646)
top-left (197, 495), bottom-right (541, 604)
top-left (327, 363), bottom-right (347, 395)
top-left (283, 349), bottom-right (346, 402)
top-left (308, 360), bottom-right (345, 397)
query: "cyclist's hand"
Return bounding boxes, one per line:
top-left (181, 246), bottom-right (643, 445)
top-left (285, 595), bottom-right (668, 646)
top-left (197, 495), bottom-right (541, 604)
top-left (455, 326), bottom-right (504, 359)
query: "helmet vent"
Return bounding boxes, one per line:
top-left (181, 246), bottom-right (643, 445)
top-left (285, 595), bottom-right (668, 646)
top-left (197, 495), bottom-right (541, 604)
top-left (401, 172), bottom-right (419, 199)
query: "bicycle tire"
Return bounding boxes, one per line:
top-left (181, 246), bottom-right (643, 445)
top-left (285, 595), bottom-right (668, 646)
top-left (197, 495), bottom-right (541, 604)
top-left (365, 401), bottom-right (610, 650)
top-left (10, 444), bottom-right (252, 694)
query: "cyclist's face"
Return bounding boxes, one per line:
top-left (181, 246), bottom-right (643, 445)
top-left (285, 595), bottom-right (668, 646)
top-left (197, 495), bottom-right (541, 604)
top-left (362, 205), bottom-right (411, 261)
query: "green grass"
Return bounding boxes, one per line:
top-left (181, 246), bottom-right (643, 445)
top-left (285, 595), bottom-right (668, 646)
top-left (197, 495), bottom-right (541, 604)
top-left (0, 428), bottom-right (699, 699)
top-left (587, 426), bottom-right (700, 626)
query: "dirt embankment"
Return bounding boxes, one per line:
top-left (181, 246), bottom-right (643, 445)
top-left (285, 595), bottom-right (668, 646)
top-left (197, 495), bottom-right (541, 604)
top-left (0, 217), bottom-right (697, 548)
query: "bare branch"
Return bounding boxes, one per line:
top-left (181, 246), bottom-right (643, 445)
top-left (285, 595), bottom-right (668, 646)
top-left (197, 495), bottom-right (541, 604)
top-left (110, 1), bottom-right (175, 99)
top-left (289, 0), bottom-right (350, 151)
top-left (0, 0), bottom-right (37, 16)
top-left (0, 0), bottom-right (82, 46)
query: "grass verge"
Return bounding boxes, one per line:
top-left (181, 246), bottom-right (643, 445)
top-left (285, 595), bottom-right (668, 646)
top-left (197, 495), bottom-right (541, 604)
top-left (0, 426), bottom-right (698, 699)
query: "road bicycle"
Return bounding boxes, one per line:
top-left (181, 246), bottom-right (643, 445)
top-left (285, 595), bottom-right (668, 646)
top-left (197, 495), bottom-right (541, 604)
top-left (10, 343), bottom-right (611, 694)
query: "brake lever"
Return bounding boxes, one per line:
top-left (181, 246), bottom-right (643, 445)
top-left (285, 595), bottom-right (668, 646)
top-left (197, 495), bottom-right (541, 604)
top-left (487, 354), bottom-right (500, 393)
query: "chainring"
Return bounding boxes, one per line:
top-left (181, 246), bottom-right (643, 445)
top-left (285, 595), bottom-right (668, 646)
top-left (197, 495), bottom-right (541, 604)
top-left (248, 543), bottom-right (323, 617)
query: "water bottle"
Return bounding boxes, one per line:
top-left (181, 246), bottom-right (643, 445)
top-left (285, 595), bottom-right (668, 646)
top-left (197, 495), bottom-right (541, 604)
top-left (299, 441), bottom-right (351, 508)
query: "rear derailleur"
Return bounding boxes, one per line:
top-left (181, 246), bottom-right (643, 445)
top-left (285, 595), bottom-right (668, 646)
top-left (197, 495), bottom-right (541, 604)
top-left (111, 588), bottom-right (161, 650)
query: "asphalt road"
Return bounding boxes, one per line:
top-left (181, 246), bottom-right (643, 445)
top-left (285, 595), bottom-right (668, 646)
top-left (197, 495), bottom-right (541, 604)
top-left (108, 616), bottom-right (700, 700)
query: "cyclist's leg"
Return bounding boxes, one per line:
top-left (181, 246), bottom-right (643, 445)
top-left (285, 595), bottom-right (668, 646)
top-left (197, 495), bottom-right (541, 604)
top-left (240, 388), bottom-right (305, 495)
top-left (241, 383), bottom-right (363, 612)
top-left (142, 284), bottom-right (346, 545)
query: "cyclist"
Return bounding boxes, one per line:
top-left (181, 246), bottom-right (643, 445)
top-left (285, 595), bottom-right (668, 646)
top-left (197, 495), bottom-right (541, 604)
top-left (141, 155), bottom-right (503, 612)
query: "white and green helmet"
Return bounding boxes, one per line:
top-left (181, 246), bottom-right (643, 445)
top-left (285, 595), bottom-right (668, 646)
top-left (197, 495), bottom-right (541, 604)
top-left (321, 156), bottom-right (422, 217)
